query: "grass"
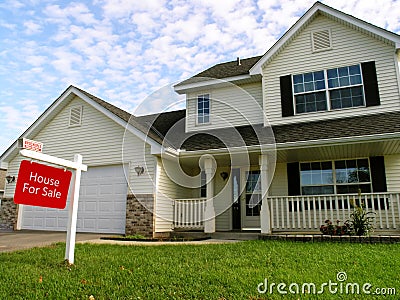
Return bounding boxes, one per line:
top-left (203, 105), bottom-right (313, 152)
top-left (0, 241), bottom-right (399, 299)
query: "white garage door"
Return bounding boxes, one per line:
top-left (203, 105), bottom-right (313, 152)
top-left (21, 164), bottom-right (128, 234)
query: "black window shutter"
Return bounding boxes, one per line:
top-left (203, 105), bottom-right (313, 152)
top-left (369, 156), bottom-right (387, 192)
top-left (287, 162), bottom-right (301, 196)
top-left (280, 75), bottom-right (294, 117)
top-left (361, 61), bottom-right (380, 107)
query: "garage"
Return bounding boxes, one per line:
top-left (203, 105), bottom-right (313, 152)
top-left (20, 164), bottom-right (128, 234)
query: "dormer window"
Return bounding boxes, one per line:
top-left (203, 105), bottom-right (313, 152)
top-left (197, 94), bottom-right (210, 124)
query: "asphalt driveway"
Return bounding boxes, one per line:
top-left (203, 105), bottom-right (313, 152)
top-left (0, 230), bottom-right (106, 253)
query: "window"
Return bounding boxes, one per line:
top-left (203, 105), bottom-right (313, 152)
top-left (335, 159), bottom-right (371, 194)
top-left (300, 159), bottom-right (371, 195)
top-left (293, 71), bottom-right (327, 114)
top-left (197, 94), bottom-right (210, 124)
top-left (327, 65), bottom-right (364, 109)
top-left (69, 106), bottom-right (83, 127)
top-left (200, 171), bottom-right (206, 198)
top-left (245, 171), bottom-right (261, 216)
top-left (300, 162), bottom-right (334, 195)
top-left (293, 64), bottom-right (365, 114)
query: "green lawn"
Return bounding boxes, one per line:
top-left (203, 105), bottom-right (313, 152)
top-left (0, 240), bottom-right (399, 299)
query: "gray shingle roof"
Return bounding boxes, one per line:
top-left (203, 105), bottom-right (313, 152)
top-left (177, 111), bottom-right (400, 151)
top-left (135, 110), bottom-right (186, 146)
top-left (75, 86), bottom-right (400, 152)
top-left (75, 86), bottom-right (181, 145)
top-left (175, 56), bottom-right (262, 87)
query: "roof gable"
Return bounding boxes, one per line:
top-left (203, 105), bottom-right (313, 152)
top-left (174, 56), bottom-right (262, 94)
top-left (250, 1), bottom-right (400, 75)
top-left (0, 86), bottom-right (163, 165)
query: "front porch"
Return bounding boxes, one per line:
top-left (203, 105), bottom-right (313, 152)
top-left (172, 192), bottom-right (400, 234)
top-left (155, 131), bottom-right (400, 237)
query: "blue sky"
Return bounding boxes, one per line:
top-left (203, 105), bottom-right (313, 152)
top-left (0, 0), bottom-right (399, 155)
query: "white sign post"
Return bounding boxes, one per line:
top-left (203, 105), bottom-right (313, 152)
top-left (19, 149), bottom-right (87, 264)
top-left (65, 154), bottom-right (84, 264)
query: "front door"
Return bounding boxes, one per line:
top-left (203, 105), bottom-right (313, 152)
top-left (231, 168), bottom-right (241, 230)
top-left (242, 170), bottom-right (261, 229)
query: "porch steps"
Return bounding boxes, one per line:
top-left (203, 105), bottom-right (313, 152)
top-left (212, 232), bottom-right (260, 240)
top-left (259, 234), bottom-right (400, 243)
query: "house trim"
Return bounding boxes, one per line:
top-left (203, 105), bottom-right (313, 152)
top-left (174, 75), bottom-right (252, 94)
top-left (249, 2), bottom-right (400, 75)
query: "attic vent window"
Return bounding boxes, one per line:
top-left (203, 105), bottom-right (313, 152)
top-left (311, 29), bottom-right (332, 52)
top-left (69, 106), bottom-right (83, 127)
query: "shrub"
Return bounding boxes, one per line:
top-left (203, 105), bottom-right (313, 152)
top-left (349, 200), bottom-right (375, 236)
top-left (320, 219), bottom-right (351, 236)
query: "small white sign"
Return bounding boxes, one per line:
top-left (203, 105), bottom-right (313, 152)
top-left (20, 138), bottom-right (43, 153)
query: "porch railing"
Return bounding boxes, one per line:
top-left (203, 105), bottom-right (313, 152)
top-left (173, 198), bottom-right (206, 229)
top-left (267, 193), bottom-right (400, 232)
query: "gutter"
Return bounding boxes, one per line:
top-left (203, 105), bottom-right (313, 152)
top-left (174, 75), bottom-right (253, 94)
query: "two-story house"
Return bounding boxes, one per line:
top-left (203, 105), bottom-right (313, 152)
top-left (1, 2), bottom-right (400, 237)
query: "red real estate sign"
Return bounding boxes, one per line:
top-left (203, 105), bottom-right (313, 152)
top-left (14, 160), bottom-right (72, 209)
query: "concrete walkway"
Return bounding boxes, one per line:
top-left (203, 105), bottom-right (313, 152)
top-left (80, 238), bottom-right (240, 246)
top-left (0, 230), bottom-right (240, 253)
top-left (0, 230), bottom-right (105, 253)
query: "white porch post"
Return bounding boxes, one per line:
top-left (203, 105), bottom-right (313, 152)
top-left (204, 157), bottom-right (215, 233)
top-left (259, 154), bottom-right (271, 234)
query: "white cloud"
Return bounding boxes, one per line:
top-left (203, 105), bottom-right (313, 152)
top-left (98, 0), bottom-right (166, 19)
top-left (25, 55), bottom-right (46, 67)
top-left (23, 20), bottom-right (42, 35)
top-left (44, 2), bottom-right (97, 25)
top-left (0, 21), bottom-right (16, 30)
top-left (0, 0), bottom-right (399, 155)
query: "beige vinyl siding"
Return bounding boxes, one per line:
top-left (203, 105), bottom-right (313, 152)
top-left (385, 154), bottom-right (400, 193)
top-left (268, 163), bottom-right (288, 196)
top-left (123, 136), bottom-right (155, 195)
top-left (264, 14), bottom-right (400, 125)
top-left (4, 155), bottom-right (24, 198)
top-left (214, 166), bottom-right (232, 231)
top-left (185, 82), bottom-right (263, 132)
top-left (4, 96), bottom-right (155, 197)
top-left (154, 158), bottom-right (194, 232)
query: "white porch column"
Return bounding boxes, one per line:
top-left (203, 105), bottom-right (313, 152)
top-left (259, 154), bottom-right (271, 234)
top-left (204, 157), bottom-right (215, 233)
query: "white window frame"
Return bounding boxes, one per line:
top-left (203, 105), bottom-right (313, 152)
top-left (196, 93), bottom-right (210, 125)
top-left (299, 158), bottom-right (373, 195)
top-left (292, 64), bottom-right (366, 115)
